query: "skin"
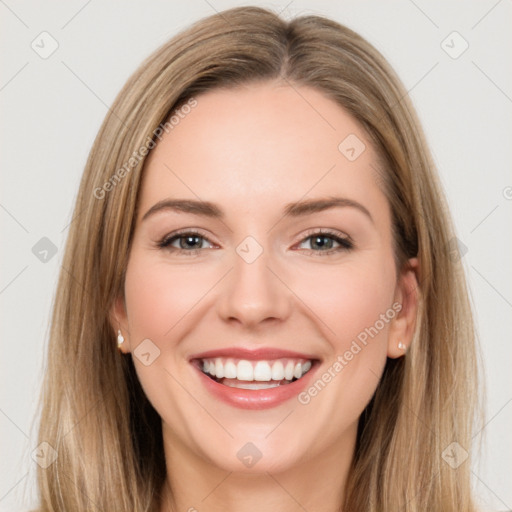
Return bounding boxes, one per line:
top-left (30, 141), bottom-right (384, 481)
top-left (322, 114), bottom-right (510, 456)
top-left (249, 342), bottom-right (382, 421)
top-left (111, 81), bottom-right (419, 512)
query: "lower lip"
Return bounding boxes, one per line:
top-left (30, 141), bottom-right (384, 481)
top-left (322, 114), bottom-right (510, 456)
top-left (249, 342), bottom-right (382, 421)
top-left (193, 362), bottom-right (318, 410)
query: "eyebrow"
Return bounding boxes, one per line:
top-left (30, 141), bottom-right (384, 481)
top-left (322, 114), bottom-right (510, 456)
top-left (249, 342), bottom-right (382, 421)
top-left (141, 196), bottom-right (373, 224)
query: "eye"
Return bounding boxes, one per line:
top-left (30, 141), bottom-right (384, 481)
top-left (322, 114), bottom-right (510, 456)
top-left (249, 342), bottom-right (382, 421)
top-left (158, 230), bottom-right (215, 253)
top-left (157, 229), bottom-right (353, 256)
top-left (296, 230), bottom-right (353, 255)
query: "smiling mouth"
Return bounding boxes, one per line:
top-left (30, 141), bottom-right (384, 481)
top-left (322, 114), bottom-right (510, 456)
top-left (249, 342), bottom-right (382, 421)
top-left (197, 357), bottom-right (314, 389)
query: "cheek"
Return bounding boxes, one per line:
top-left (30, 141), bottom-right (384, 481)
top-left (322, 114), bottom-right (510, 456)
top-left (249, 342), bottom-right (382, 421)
top-left (124, 255), bottom-right (215, 341)
top-left (292, 256), bottom-right (397, 350)
top-left (122, 254), bottom-right (208, 435)
top-left (278, 255), bottom-right (398, 454)
top-left (294, 261), bottom-right (396, 422)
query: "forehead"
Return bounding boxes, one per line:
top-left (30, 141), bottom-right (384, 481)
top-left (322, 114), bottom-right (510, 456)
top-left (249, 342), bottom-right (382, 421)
top-left (138, 82), bottom-right (385, 219)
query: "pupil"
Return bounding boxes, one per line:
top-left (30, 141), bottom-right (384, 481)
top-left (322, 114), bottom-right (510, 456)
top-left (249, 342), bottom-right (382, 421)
top-left (312, 236), bottom-right (332, 250)
top-left (181, 236), bottom-right (201, 249)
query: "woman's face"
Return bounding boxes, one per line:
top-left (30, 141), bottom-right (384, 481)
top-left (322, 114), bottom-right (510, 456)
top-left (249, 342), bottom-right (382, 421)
top-left (113, 82), bottom-right (418, 474)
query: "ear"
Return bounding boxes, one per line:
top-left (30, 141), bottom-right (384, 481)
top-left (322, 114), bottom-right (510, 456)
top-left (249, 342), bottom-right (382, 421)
top-left (387, 257), bottom-right (420, 358)
top-left (109, 293), bottom-right (131, 353)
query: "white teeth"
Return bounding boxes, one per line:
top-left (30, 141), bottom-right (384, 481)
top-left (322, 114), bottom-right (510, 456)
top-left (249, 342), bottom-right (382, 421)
top-left (215, 359), bottom-right (224, 379)
top-left (253, 361), bottom-right (272, 381)
top-left (237, 360), bottom-right (254, 381)
top-left (199, 357), bottom-right (314, 383)
top-left (284, 361), bottom-right (295, 380)
top-left (271, 361), bottom-right (284, 381)
top-left (223, 381), bottom-right (282, 390)
top-left (224, 360), bottom-right (237, 379)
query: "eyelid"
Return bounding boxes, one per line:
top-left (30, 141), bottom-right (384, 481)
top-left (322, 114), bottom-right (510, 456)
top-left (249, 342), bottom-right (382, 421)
top-left (293, 227), bottom-right (352, 245)
top-left (158, 228), bottom-right (218, 250)
top-left (291, 228), bottom-right (354, 255)
top-left (157, 227), bottom-right (353, 254)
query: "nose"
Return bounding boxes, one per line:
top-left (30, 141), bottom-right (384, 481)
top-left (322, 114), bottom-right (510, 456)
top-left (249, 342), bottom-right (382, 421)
top-left (216, 245), bottom-right (292, 329)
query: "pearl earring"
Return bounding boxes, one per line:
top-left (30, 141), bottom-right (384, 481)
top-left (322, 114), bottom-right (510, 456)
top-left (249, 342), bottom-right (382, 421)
top-left (117, 329), bottom-right (125, 348)
top-left (398, 341), bottom-right (406, 351)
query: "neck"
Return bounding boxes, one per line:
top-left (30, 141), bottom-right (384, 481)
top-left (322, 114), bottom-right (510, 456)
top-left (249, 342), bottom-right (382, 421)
top-left (159, 423), bottom-right (356, 512)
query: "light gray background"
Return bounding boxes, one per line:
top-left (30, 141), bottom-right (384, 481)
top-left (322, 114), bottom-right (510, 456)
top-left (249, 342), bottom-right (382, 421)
top-left (1, 1), bottom-right (511, 510)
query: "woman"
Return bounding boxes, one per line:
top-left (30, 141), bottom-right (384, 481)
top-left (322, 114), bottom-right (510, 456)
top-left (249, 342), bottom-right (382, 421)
top-left (36, 6), bottom-right (479, 511)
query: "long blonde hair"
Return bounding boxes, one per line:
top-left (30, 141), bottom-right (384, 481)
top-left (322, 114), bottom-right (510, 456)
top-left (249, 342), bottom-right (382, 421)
top-left (36, 6), bottom-right (479, 511)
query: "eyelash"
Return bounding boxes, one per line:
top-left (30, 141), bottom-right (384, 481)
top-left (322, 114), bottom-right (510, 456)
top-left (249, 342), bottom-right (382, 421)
top-left (158, 228), bottom-right (354, 257)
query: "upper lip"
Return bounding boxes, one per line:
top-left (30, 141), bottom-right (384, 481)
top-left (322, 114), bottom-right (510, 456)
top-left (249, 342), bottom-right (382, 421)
top-left (189, 347), bottom-right (319, 361)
